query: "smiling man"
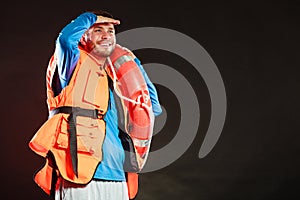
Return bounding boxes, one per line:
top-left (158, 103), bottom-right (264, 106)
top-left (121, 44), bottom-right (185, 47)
top-left (28, 10), bottom-right (162, 200)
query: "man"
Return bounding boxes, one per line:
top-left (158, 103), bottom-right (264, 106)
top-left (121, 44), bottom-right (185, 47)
top-left (28, 10), bottom-right (162, 200)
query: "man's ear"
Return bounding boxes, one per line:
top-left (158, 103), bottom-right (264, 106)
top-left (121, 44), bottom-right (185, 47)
top-left (80, 33), bottom-right (88, 46)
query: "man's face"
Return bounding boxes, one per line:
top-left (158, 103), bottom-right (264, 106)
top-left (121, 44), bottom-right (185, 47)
top-left (83, 23), bottom-right (116, 59)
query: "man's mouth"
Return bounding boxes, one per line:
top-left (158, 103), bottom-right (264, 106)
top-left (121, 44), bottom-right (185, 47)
top-left (98, 42), bottom-right (112, 47)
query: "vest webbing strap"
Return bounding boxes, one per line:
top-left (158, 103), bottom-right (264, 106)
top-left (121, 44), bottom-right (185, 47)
top-left (51, 106), bottom-right (104, 177)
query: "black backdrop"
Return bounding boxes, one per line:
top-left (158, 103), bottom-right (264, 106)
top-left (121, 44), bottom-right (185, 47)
top-left (0, 0), bottom-right (299, 199)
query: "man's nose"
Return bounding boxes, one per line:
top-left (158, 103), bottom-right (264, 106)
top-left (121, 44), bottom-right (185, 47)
top-left (101, 31), bottom-right (110, 39)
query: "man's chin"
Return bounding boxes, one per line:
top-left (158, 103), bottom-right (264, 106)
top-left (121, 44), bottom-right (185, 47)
top-left (94, 49), bottom-right (113, 58)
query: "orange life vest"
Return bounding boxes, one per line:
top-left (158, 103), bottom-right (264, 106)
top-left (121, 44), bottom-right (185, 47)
top-left (29, 49), bottom-right (109, 192)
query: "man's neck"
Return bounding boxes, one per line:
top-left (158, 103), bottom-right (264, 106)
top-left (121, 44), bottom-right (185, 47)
top-left (86, 52), bottom-right (107, 67)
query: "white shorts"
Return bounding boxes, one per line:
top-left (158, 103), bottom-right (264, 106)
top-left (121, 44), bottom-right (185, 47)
top-left (55, 178), bottom-right (129, 200)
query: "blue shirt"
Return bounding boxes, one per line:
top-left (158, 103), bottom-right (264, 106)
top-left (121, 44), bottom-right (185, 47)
top-left (54, 12), bottom-right (162, 181)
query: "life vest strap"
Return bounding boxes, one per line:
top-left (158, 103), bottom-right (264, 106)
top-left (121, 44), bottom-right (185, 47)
top-left (50, 106), bottom-right (104, 119)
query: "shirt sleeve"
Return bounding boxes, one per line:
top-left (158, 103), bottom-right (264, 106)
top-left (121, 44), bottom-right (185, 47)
top-left (55, 12), bottom-right (97, 89)
top-left (134, 57), bottom-right (162, 116)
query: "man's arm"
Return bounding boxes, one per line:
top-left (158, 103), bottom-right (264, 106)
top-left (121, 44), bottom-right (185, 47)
top-left (55, 12), bottom-right (97, 89)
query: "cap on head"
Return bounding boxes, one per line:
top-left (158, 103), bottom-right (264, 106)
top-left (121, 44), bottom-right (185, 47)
top-left (87, 10), bottom-right (120, 25)
top-left (96, 15), bottom-right (120, 25)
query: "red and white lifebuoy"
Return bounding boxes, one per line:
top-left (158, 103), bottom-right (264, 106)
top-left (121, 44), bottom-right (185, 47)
top-left (107, 44), bottom-right (154, 170)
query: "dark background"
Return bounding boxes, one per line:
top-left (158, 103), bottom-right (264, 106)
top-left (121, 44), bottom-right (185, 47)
top-left (1, 0), bottom-right (299, 199)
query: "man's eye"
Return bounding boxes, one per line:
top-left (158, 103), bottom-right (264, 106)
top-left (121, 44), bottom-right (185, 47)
top-left (95, 29), bottom-right (102, 32)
